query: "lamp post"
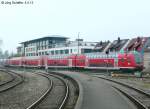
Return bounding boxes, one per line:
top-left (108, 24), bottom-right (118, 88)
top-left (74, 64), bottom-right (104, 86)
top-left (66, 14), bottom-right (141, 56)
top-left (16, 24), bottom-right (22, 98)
top-left (45, 53), bottom-right (49, 72)
top-left (75, 32), bottom-right (80, 71)
top-left (106, 51), bottom-right (109, 76)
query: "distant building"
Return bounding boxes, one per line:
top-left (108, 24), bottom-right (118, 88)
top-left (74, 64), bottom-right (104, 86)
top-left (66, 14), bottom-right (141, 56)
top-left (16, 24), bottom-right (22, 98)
top-left (16, 46), bottom-right (22, 56)
top-left (93, 41), bottom-right (110, 53)
top-left (107, 39), bottom-right (129, 52)
top-left (18, 35), bottom-right (97, 56)
top-left (143, 39), bottom-right (150, 73)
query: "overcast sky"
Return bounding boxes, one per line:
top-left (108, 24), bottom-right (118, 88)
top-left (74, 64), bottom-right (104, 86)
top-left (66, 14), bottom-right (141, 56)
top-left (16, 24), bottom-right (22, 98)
top-left (0, 0), bottom-right (150, 53)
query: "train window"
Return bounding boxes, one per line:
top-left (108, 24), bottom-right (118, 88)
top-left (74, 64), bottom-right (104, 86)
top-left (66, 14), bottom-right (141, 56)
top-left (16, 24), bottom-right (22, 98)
top-left (121, 58), bottom-right (124, 62)
top-left (127, 58), bottom-right (131, 63)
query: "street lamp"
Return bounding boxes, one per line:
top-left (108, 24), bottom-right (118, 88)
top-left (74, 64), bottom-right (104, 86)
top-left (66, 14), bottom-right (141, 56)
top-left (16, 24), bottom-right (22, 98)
top-left (105, 50), bottom-right (109, 76)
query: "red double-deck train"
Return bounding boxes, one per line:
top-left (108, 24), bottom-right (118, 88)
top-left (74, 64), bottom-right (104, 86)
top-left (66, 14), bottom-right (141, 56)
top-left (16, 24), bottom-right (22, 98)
top-left (5, 51), bottom-right (143, 72)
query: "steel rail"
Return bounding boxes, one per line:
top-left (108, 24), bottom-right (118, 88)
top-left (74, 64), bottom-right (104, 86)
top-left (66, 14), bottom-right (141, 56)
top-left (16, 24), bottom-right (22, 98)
top-left (26, 73), bottom-right (53, 109)
top-left (95, 75), bottom-right (150, 109)
top-left (26, 72), bottom-right (69, 109)
top-left (113, 86), bottom-right (148, 109)
top-left (44, 72), bottom-right (69, 109)
top-left (95, 76), bottom-right (150, 97)
top-left (0, 70), bottom-right (24, 92)
top-left (0, 69), bottom-right (15, 86)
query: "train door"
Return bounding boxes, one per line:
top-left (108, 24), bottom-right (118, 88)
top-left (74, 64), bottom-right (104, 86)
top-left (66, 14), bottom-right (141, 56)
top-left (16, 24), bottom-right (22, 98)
top-left (68, 59), bottom-right (72, 67)
top-left (114, 58), bottom-right (118, 68)
top-left (38, 60), bottom-right (41, 67)
top-left (85, 58), bottom-right (89, 67)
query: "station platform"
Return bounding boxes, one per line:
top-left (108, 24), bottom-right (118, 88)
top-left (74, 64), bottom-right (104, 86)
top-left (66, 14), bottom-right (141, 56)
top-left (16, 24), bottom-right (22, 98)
top-left (53, 71), bottom-right (137, 109)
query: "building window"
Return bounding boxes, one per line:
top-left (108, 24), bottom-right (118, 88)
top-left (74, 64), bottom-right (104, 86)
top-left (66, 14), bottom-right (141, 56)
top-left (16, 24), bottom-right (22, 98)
top-left (70, 49), bottom-right (72, 53)
top-left (43, 41), bottom-right (46, 45)
top-left (45, 51), bottom-right (48, 55)
top-left (46, 40), bottom-right (49, 45)
top-left (55, 50), bottom-right (59, 54)
top-left (51, 51), bottom-right (54, 55)
top-left (60, 50), bottom-right (63, 54)
top-left (65, 49), bottom-right (69, 54)
top-left (74, 49), bottom-right (77, 52)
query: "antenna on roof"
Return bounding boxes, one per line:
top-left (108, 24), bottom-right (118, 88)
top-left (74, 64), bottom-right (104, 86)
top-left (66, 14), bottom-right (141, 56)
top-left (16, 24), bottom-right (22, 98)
top-left (137, 37), bottom-right (141, 42)
top-left (118, 37), bottom-right (120, 43)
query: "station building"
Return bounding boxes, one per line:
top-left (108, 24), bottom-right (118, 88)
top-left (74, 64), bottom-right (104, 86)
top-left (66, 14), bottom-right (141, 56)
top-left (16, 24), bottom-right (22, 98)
top-left (18, 35), bottom-right (97, 56)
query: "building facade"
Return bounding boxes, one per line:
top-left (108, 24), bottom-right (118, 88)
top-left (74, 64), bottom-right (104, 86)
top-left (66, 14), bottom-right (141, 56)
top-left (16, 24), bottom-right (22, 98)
top-left (18, 35), bottom-right (97, 56)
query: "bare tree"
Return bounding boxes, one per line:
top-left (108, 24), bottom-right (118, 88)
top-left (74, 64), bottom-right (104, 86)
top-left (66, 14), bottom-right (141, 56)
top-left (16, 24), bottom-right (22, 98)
top-left (4, 50), bottom-right (9, 58)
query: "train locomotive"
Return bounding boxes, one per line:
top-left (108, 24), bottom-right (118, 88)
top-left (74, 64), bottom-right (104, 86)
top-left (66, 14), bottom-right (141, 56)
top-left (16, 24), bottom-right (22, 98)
top-left (5, 51), bottom-right (143, 72)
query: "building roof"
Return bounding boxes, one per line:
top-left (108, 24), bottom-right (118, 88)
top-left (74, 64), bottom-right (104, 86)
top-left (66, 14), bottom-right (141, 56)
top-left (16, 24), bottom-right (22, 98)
top-left (20, 35), bottom-right (68, 44)
top-left (107, 39), bottom-right (129, 52)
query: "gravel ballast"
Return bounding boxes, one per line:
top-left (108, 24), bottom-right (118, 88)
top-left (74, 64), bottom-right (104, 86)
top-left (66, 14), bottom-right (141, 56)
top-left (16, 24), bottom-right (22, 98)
top-left (0, 71), bottom-right (50, 109)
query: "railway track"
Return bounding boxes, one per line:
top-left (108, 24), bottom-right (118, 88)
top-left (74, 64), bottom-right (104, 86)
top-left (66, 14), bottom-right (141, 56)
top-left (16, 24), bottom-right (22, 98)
top-left (26, 71), bottom-right (79, 109)
top-left (0, 68), bottom-right (79, 109)
top-left (94, 75), bottom-right (150, 109)
top-left (0, 69), bottom-right (51, 109)
top-left (0, 70), bottom-right (15, 86)
top-left (0, 69), bottom-right (24, 92)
